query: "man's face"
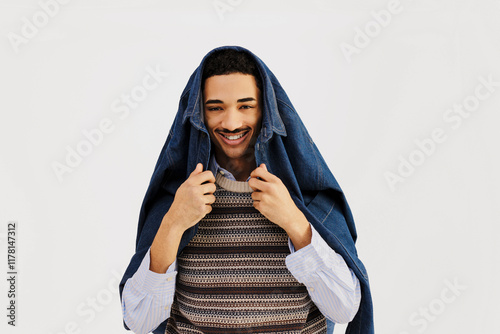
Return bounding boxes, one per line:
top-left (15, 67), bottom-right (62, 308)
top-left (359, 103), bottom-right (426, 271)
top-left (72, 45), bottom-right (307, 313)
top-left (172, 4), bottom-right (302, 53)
top-left (203, 73), bottom-right (262, 173)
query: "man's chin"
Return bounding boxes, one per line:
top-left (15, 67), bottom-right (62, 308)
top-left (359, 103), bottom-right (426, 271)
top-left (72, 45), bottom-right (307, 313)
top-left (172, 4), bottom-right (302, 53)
top-left (218, 149), bottom-right (255, 163)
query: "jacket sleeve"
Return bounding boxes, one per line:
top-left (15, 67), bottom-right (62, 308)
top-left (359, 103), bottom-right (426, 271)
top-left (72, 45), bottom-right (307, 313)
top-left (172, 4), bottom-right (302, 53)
top-left (286, 222), bottom-right (361, 324)
top-left (296, 187), bottom-right (373, 333)
top-left (121, 247), bottom-right (178, 334)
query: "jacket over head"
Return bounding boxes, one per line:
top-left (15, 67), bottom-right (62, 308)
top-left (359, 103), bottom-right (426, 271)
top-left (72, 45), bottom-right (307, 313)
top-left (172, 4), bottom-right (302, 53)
top-left (119, 45), bottom-right (374, 334)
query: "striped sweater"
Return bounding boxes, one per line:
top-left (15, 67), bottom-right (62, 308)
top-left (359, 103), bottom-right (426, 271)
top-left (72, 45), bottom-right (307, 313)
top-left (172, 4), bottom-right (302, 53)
top-left (165, 172), bottom-right (327, 333)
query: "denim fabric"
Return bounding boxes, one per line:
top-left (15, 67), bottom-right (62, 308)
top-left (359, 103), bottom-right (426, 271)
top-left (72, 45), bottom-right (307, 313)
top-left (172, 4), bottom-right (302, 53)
top-left (119, 45), bottom-right (374, 334)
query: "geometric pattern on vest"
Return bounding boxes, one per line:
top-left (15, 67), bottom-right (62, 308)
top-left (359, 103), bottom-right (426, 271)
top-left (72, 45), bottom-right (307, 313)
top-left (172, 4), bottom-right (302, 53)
top-left (166, 172), bottom-right (327, 333)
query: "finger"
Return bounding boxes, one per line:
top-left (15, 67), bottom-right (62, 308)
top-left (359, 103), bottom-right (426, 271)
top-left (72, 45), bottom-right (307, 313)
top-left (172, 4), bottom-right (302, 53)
top-left (204, 194), bottom-right (216, 204)
top-left (251, 191), bottom-right (262, 202)
top-left (199, 170), bottom-right (216, 184)
top-left (250, 166), bottom-right (274, 182)
top-left (248, 177), bottom-right (268, 192)
top-left (201, 182), bottom-right (217, 195)
top-left (192, 169), bottom-right (216, 185)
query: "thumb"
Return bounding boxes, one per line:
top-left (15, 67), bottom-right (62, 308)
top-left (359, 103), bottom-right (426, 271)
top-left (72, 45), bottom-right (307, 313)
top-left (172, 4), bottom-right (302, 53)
top-left (261, 163), bottom-right (267, 171)
top-left (191, 162), bottom-right (203, 175)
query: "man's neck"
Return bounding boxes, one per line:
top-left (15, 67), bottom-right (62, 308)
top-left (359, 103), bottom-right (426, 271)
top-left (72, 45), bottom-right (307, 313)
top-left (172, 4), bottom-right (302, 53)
top-left (216, 154), bottom-right (256, 182)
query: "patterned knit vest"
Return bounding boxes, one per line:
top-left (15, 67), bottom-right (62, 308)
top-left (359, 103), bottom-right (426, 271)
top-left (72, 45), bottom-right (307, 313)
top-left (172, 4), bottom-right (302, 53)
top-left (166, 171), bottom-right (327, 333)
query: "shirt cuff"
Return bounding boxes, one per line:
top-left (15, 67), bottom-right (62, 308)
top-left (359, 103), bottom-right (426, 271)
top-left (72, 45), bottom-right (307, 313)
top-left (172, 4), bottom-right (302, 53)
top-left (285, 222), bottom-right (342, 281)
top-left (129, 247), bottom-right (178, 295)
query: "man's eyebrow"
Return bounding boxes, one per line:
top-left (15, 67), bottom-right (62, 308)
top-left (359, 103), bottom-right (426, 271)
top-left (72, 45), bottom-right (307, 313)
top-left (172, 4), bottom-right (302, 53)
top-left (205, 99), bottom-right (223, 105)
top-left (204, 97), bottom-right (256, 104)
top-left (237, 97), bottom-right (256, 103)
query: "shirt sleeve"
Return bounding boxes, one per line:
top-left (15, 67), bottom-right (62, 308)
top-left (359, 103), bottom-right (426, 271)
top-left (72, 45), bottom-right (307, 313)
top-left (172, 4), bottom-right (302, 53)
top-left (286, 222), bottom-right (362, 324)
top-left (121, 247), bottom-right (178, 334)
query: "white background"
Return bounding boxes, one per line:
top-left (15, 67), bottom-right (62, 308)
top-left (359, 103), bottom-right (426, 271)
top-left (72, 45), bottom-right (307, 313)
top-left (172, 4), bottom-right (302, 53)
top-left (1, 0), bottom-right (499, 333)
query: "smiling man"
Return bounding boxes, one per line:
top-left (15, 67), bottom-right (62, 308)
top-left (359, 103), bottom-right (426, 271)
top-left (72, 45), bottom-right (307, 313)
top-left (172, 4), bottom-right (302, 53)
top-left (119, 46), bottom-right (374, 334)
top-left (203, 72), bottom-right (262, 181)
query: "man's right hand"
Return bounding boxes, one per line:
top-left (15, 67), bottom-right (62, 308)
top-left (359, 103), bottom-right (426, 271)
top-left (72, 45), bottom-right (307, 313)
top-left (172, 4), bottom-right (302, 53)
top-left (150, 163), bottom-right (216, 274)
top-left (166, 162), bottom-right (216, 233)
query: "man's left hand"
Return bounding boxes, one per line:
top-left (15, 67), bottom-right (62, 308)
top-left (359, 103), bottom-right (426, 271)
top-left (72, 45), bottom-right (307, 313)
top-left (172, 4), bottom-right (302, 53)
top-left (248, 163), bottom-right (308, 233)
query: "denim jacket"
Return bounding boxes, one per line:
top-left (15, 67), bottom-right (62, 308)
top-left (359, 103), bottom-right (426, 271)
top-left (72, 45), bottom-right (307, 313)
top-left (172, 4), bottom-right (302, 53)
top-left (119, 45), bottom-right (374, 334)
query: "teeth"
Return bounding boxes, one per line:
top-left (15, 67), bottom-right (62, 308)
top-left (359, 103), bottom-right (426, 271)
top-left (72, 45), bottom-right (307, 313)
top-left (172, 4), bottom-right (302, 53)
top-left (222, 132), bottom-right (246, 140)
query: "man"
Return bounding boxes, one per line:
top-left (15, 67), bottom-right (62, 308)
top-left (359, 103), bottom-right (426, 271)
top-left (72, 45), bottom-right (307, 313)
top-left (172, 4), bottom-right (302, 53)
top-left (119, 46), bottom-right (374, 334)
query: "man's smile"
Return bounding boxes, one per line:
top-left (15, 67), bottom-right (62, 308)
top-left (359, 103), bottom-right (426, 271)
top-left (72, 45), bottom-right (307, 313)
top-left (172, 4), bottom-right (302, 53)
top-left (217, 130), bottom-right (250, 146)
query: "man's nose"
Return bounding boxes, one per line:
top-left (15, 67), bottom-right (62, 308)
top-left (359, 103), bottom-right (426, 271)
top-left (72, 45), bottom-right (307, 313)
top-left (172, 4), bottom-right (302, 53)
top-left (221, 109), bottom-right (243, 131)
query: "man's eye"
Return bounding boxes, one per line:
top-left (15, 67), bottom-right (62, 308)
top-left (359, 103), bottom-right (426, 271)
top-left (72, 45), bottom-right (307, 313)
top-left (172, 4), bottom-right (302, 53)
top-left (207, 107), bottom-right (221, 111)
top-left (240, 105), bottom-right (254, 109)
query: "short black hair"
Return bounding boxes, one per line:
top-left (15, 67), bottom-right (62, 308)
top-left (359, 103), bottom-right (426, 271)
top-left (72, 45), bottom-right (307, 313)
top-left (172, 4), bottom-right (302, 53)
top-left (201, 49), bottom-right (263, 92)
